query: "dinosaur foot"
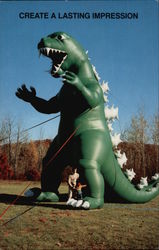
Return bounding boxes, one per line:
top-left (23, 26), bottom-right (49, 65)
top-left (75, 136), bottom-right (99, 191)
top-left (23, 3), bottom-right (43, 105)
top-left (66, 198), bottom-right (90, 209)
top-left (66, 197), bottom-right (104, 209)
top-left (84, 197), bottom-right (104, 209)
top-left (24, 188), bottom-right (59, 202)
top-left (24, 187), bottom-right (41, 199)
top-left (36, 192), bottom-right (59, 202)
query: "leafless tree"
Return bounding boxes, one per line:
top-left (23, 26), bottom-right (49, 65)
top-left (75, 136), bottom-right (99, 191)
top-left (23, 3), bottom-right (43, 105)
top-left (150, 113), bottom-right (159, 172)
top-left (121, 108), bottom-right (150, 176)
top-left (151, 113), bottom-right (159, 145)
top-left (0, 116), bottom-right (28, 178)
top-left (121, 108), bottom-right (150, 144)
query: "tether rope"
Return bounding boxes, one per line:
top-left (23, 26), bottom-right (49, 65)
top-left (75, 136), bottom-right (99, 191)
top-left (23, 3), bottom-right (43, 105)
top-left (0, 91), bottom-right (126, 224)
top-left (0, 124), bottom-right (81, 225)
top-left (0, 114), bottom-right (60, 143)
top-left (0, 182), bottom-right (32, 221)
top-left (0, 94), bottom-right (127, 225)
top-left (2, 204), bottom-right (37, 226)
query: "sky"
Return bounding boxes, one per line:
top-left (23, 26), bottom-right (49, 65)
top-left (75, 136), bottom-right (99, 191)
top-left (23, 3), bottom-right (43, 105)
top-left (0, 0), bottom-right (158, 141)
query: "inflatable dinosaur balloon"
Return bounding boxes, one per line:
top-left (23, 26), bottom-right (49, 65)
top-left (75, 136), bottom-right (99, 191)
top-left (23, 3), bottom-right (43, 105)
top-left (16, 32), bottom-right (159, 209)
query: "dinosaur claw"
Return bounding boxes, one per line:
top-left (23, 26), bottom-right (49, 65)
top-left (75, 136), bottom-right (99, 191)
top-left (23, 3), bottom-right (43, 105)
top-left (82, 201), bottom-right (90, 209)
top-left (72, 200), bottom-right (78, 207)
top-left (66, 198), bottom-right (76, 206)
top-left (75, 200), bottom-right (83, 207)
top-left (66, 199), bottom-right (90, 209)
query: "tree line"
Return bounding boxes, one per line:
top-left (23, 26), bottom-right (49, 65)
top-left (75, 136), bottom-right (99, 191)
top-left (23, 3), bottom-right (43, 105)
top-left (120, 108), bottom-right (159, 181)
top-left (0, 110), bottom-right (158, 182)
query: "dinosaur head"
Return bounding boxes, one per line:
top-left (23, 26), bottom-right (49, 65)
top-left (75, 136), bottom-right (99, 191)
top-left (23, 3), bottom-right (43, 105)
top-left (38, 31), bottom-right (87, 78)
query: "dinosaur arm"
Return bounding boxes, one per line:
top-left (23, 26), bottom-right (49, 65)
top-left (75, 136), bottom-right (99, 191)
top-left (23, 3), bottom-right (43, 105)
top-left (62, 71), bottom-right (102, 107)
top-left (30, 95), bottom-right (60, 114)
top-left (16, 84), bottom-right (60, 114)
top-left (78, 83), bottom-right (102, 107)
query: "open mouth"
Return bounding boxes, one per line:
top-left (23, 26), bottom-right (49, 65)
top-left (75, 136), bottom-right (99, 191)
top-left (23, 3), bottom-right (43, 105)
top-left (39, 47), bottom-right (67, 76)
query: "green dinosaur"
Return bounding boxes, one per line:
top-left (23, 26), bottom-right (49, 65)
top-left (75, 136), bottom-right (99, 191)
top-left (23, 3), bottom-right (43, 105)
top-left (16, 32), bottom-right (159, 209)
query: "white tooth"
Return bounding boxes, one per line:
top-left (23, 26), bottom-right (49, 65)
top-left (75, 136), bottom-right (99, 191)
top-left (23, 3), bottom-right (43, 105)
top-left (54, 49), bottom-right (57, 52)
top-left (54, 65), bottom-right (59, 72)
top-left (57, 64), bottom-right (61, 67)
top-left (46, 48), bottom-right (49, 56)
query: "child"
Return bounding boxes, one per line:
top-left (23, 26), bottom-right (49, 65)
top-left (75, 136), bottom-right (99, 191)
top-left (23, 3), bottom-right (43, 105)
top-left (76, 182), bottom-right (87, 200)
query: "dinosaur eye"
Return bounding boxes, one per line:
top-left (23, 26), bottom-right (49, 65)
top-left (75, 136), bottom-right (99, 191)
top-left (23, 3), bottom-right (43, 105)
top-left (57, 34), bottom-right (65, 40)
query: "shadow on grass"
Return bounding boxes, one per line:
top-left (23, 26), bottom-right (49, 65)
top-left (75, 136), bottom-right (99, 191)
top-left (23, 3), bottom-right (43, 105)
top-left (0, 194), bottom-right (75, 226)
top-left (0, 191), bottom-right (127, 206)
top-left (0, 193), bottom-right (73, 210)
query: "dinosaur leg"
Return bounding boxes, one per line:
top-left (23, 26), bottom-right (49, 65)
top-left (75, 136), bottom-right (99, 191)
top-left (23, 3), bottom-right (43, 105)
top-left (70, 131), bottom-right (106, 209)
top-left (37, 136), bottom-right (69, 201)
top-left (79, 159), bottom-right (105, 209)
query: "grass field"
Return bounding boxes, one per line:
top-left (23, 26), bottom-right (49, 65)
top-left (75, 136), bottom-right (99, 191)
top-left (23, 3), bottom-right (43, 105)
top-left (0, 180), bottom-right (159, 250)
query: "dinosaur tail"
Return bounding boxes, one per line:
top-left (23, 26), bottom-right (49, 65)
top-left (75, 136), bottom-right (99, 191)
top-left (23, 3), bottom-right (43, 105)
top-left (103, 156), bottom-right (159, 203)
